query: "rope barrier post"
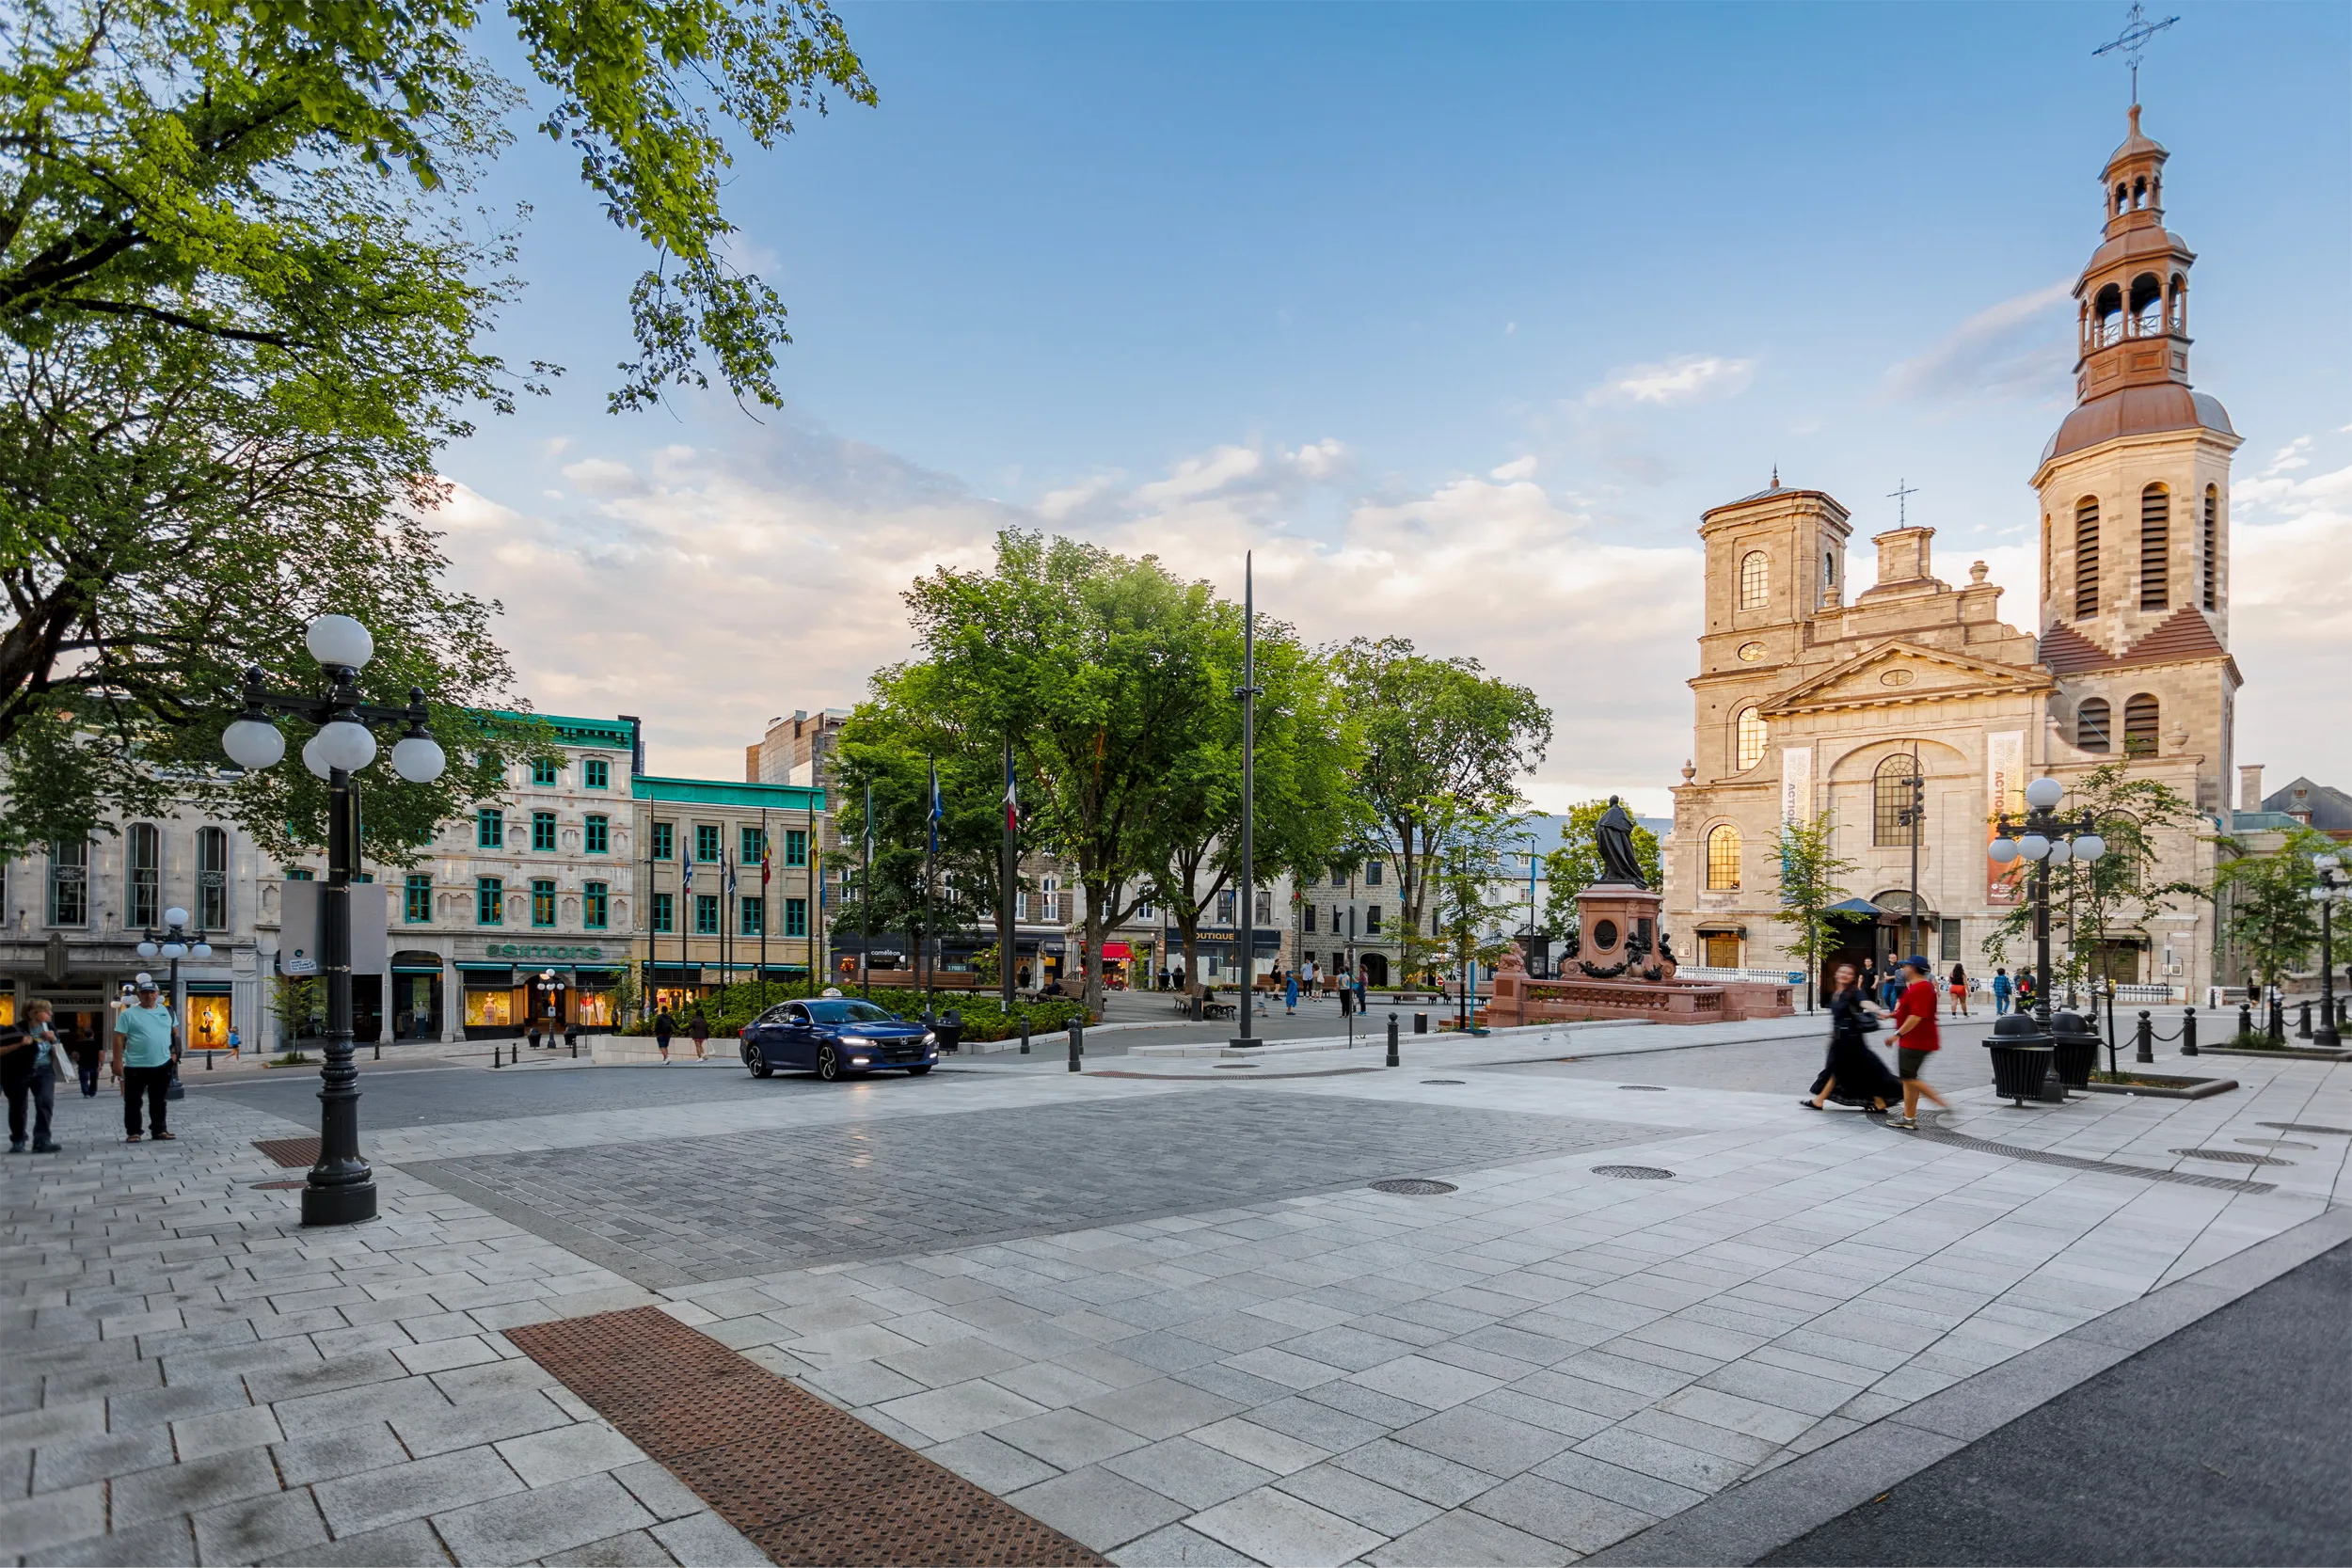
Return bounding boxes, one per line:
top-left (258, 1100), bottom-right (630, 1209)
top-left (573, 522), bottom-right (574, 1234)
top-left (2297, 1000), bottom-right (2312, 1039)
top-left (2135, 1009), bottom-right (2153, 1065)
top-left (2268, 997), bottom-right (2284, 1043)
top-left (2238, 1003), bottom-right (2252, 1041)
top-left (2181, 1006), bottom-right (2198, 1056)
top-left (1386, 1012), bottom-right (1399, 1069)
top-left (1068, 1019), bottom-right (1082, 1072)
top-left (1020, 1016), bottom-right (1030, 1054)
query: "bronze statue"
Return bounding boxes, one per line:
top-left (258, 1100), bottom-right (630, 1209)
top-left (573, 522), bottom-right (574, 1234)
top-left (1594, 796), bottom-right (1647, 889)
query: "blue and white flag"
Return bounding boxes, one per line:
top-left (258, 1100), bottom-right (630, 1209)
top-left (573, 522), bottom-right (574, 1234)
top-left (928, 757), bottom-right (942, 855)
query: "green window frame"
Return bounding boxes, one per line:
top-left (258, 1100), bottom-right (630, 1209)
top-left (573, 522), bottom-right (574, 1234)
top-left (532, 811), bottom-right (557, 852)
top-left (784, 828), bottom-right (808, 867)
top-left (584, 814), bottom-right (609, 854)
top-left (477, 876), bottom-right (503, 926)
top-left (651, 821), bottom-right (674, 861)
top-left (694, 824), bottom-right (721, 863)
top-left (739, 895), bottom-right (764, 937)
top-left (785, 897), bottom-right (807, 938)
top-left (583, 757), bottom-right (610, 790)
top-left (531, 879), bottom-right (556, 927)
top-left (284, 866), bottom-right (315, 881)
top-left (477, 808), bottom-right (503, 848)
top-left (651, 892), bottom-right (674, 933)
top-left (404, 873), bottom-right (432, 924)
top-left (693, 894), bottom-right (720, 935)
top-left (584, 881), bottom-right (609, 929)
top-left (532, 758), bottom-right (561, 787)
top-left (739, 826), bottom-right (766, 865)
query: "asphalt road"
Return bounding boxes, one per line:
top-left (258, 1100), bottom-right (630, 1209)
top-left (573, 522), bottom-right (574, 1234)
top-left (1760, 1238), bottom-right (2352, 1566)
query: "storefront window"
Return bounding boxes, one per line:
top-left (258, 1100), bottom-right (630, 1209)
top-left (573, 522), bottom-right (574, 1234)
top-left (186, 994), bottom-right (232, 1050)
top-left (0, 995), bottom-right (14, 1028)
top-left (464, 989), bottom-right (514, 1028)
top-left (575, 990), bottom-right (614, 1027)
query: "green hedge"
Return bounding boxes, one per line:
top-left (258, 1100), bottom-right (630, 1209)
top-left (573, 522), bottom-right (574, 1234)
top-left (623, 983), bottom-right (1089, 1042)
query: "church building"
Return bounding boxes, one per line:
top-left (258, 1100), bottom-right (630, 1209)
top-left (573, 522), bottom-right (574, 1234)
top-left (1662, 106), bottom-right (2238, 999)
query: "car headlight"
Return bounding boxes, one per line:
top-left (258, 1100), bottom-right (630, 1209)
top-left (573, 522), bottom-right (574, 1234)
top-left (841, 1036), bottom-right (871, 1049)
top-left (922, 1031), bottom-right (937, 1046)
top-left (850, 1056), bottom-right (871, 1065)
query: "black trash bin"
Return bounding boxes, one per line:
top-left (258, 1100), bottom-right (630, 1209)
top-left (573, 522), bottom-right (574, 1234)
top-left (2048, 1009), bottom-right (2100, 1089)
top-left (933, 1008), bottom-right (963, 1053)
top-left (1984, 1014), bottom-right (2054, 1106)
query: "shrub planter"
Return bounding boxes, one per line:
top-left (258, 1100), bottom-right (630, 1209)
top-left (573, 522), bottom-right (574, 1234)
top-left (2082, 1069), bottom-right (2239, 1100)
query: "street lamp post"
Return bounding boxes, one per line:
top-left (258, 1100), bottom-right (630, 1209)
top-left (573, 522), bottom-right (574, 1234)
top-left (136, 909), bottom-right (215, 1076)
top-left (1987, 776), bottom-right (2108, 1034)
top-left (221, 615), bottom-right (447, 1227)
top-left (1231, 552), bottom-right (1261, 1050)
top-left (1899, 755), bottom-right (1925, 962)
top-left (2310, 854), bottom-right (2345, 1051)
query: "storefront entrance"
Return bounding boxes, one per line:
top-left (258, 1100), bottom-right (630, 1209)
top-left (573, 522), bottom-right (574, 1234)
top-left (391, 953), bottom-right (444, 1040)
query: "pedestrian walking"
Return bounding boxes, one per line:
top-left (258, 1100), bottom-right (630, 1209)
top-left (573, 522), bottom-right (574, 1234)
top-left (2, 999), bottom-right (63, 1152)
top-left (1283, 971), bottom-right (1298, 1016)
top-left (653, 1007), bottom-right (674, 1063)
top-left (1354, 966), bottom-right (1368, 1011)
top-left (1992, 967), bottom-right (2011, 1016)
top-left (114, 976), bottom-right (177, 1142)
top-left (1802, 963), bottom-right (1899, 1115)
top-left (1858, 959), bottom-right (1879, 1008)
top-left (1947, 962), bottom-right (1970, 1017)
top-left (688, 1009), bottom-right (710, 1062)
top-left (1888, 956), bottom-right (1950, 1130)
top-left (227, 1025), bottom-right (242, 1058)
top-left (68, 1022), bottom-right (100, 1098)
top-left (564, 1021), bottom-right (580, 1054)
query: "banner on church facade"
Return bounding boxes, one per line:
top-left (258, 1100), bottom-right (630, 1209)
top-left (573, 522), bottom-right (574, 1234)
top-left (1986, 731), bottom-right (2026, 905)
top-left (1779, 746), bottom-right (1813, 825)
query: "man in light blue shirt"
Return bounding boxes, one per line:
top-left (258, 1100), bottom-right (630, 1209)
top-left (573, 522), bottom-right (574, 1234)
top-left (113, 976), bottom-right (177, 1142)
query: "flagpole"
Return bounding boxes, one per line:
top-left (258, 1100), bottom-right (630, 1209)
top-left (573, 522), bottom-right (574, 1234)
top-left (861, 781), bottom-right (873, 1001)
top-left (1233, 550), bottom-right (1258, 1049)
top-left (924, 755), bottom-right (938, 1021)
top-left (759, 809), bottom-right (769, 1013)
top-left (1001, 736), bottom-right (1016, 1015)
top-left (808, 794), bottom-right (818, 997)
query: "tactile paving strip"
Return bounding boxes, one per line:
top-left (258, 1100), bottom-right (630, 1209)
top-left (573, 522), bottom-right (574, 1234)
top-left (1907, 1120), bottom-right (2274, 1193)
top-left (508, 1307), bottom-right (1104, 1566)
top-left (252, 1136), bottom-right (321, 1167)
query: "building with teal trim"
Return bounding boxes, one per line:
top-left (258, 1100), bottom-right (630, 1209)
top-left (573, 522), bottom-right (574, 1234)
top-left (631, 774), bottom-right (829, 1014)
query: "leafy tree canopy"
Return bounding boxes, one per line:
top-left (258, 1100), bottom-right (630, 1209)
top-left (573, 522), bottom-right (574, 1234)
top-left (2214, 824), bottom-right (2337, 989)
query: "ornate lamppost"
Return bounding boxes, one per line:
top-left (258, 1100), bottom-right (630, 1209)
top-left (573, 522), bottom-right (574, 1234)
top-left (221, 615), bottom-right (446, 1227)
top-left (2311, 853), bottom-right (2346, 1051)
top-left (136, 909), bottom-right (214, 1081)
top-left (1988, 776), bottom-right (2108, 1030)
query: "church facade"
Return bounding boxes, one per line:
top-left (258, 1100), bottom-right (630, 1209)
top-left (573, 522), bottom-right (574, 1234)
top-left (1662, 107), bottom-right (2238, 1000)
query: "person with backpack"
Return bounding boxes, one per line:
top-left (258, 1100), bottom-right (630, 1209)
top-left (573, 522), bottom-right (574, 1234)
top-left (653, 1006), bottom-right (675, 1064)
top-left (1992, 967), bottom-right (2012, 1016)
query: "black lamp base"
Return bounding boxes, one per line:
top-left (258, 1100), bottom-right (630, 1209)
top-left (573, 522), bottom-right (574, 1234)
top-left (301, 1180), bottom-right (378, 1227)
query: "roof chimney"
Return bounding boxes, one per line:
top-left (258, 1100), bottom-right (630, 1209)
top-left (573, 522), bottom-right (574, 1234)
top-left (2238, 764), bottom-right (2264, 813)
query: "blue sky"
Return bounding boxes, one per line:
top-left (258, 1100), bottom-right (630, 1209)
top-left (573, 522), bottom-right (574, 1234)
top-left (437, 2), bottom-right (2352, 807)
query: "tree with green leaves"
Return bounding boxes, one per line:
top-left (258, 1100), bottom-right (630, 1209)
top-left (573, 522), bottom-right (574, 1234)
top-left (1422, 803), bottom-right (1533, 1013)
top-left (1332, 638), bottom-right (1551, 969)
top-left (2213, 825), bottom-right (2335, 992)
top-left (1539, 800), bottom-right (1664, 942)
top-left (1981, 765), bottom-right (2203, 997)
top-left (1771, 813), bottom-right (1859, 1012)
top-left (1, 0), bottom-right (871, 856)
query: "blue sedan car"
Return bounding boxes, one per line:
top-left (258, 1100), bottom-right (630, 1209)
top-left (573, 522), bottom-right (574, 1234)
top-left (740, 997), bottom-right (938, 1081)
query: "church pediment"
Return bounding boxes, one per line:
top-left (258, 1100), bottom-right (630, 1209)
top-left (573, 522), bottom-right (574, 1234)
top-left (1760, 640), bottom-right (2049, 717)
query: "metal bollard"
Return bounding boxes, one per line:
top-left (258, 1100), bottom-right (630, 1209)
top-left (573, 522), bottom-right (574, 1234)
top-left (373, 1037), bottom-right (381, 1060)
top-left (2135, 1009), bottom-right (2153, 1065)
top-left (204, 1048), bottom-right (212, 1071)
top-left (2297, 1000), bottom-right (2312, 1039)
top-left (1020, 1017), bottom-right (1030, 1054)
top-left (571, 1036), bottom-right (578, 1058)
top-left (1387, 1013), bottom-right (1400, 1068)
top-left (2181, 1006), bottom-right (2198, 1056)
top-left (1068, 1021), bottom-right (1082, 1072)
top-left (2238, 1004), bottom-right (2252, 1040)
top-left (1413, 1011), bottom-right (1428, 1035)
top-left (493, 1043), bottom-right (502, 1069)
top-left (2269, 1000), bottom-right (2285, 1042)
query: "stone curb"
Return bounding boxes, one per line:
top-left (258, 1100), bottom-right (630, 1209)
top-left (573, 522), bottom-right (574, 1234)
top-left (1582, 1200), bottom-right (2352, 1566)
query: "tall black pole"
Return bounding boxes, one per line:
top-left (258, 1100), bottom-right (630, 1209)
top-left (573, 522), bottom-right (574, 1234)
top-left (2316, 888), bottom-right (2341, 1051)
top-left (1232, 552), bottom-right (1258, 1048)
top-left (759, 810), bottom-right (769, 1011)
top-left (1905, 752), bottom-right (1923, 963)
top-left (809, 795), bottom-right (821, 996)
top-left (304, 770), bottom-right (374, 1226)
top-left (1000, 736), bottom-right (1016, 1014)
top-left (924, 758), bottom-right (936, 1020)
top-left (2032, 848), bottom-right (2052, 1029)
top-left (861, 781), bottom-right (873, 1001)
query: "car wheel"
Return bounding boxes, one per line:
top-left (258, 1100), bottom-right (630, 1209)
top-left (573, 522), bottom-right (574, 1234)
top-left (905, 1063), bottom-right (932, 1076)
top-left (816, 1043), bottom-right (842, 1082)
top-left (745, 1041), bottom-right (773, 1079)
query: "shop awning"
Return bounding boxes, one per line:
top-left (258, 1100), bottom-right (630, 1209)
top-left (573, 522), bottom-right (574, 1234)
top-left (455, 963), bottom-right (515, 976)
top-left (184, 981), bottom-right (232, 995)
top-left (1099, 942), bottom-right (1133, 960)
top-left (1823, 898), bottom-right (1885, 917)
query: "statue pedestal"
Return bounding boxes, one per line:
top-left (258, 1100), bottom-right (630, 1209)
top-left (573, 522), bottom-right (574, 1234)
top-left (1576, 886), bottom-right (1670, 980)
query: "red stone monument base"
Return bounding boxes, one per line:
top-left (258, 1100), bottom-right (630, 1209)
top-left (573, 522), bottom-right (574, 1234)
top-left (1486, 884), bottom-right (1795, 1026)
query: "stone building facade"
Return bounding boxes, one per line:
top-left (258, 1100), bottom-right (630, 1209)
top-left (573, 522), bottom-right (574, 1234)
top-left (1664, 107), bottom-right (2238, 1000)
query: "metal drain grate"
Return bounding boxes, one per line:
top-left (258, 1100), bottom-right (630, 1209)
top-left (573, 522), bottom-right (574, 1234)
top-left (1370, 1178), bottom-right (1458, 1196)
top-left (1421, 1079), bottom-right (1466, 1085)
top-left (1213, 1063), bottom-right (1259, 1069)
top-left (2237, 1137), bottom-right (2315, 1149)
top-left (252, 1137), bottom-right (319, 1168)
top-left (1618, 1085), bottom-right (1667, 1091)
top-left (1902, 1120), bottom-right (2274, 1194)
top-left (2260, 1121), bottom-right (2352, 1136)
top-left (1592, 1165), bottom-right (1675, 1180)
top-left (2172, 1148), bottom-right (2293, 1165)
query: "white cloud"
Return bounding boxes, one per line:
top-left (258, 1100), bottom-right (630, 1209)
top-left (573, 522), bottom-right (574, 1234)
top-left (1587, 354), bottom-right (1757, 407)
top-left (1883, 281), bottom-right (2072, 404)
top-left (1489, 455), bottom-right (1538, 482)
top-left (2233, 455), bottom-right (2352, 784)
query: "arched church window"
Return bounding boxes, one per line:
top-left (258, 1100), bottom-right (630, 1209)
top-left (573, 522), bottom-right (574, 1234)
top-left (2139, 483), bottom-right (2169, 609)
top-left (1733, 707), bottom-right (1766, 772)
top-left (1738, 551), bottom-right (1769, 611)
top-left (2073, 498), bottom-right (2101, 619)
top-left (1873, 753), bottom-right (1922, 847)
top-left (2201, 486), bottom-right (2218, 610)
top-left (2075, 698), bottom-right (2111, 753)
top-left (2123, 694), bottom-right (2159, 758)
top-left (2129, 274), bottom-right (2163, 338)
top-left (1705, 826), bottom-right (1741, 892)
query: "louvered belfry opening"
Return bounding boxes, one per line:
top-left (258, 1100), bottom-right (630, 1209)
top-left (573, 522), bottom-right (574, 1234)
top-left (2076, 698), bottom-right (2112, 752)
top-left (2123, 693), bottom-right (2160, 757)
top-left (2074, 498), bottom-right (2101, 619)
top-left (2202, 485), bottom-right (2219, 610)
top-left (2139, 484), bottom-right (2170, 609)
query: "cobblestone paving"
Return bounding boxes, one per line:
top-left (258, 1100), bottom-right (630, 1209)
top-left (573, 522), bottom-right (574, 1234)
top-left (405, 1093), bottom-right (1668, 1287)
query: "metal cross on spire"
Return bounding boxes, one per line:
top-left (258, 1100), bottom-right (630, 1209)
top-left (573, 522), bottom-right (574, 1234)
top-left (2093, 3), bottom-right (2180, 106)
top-left (1887, 478), bottom-right (1918, 527)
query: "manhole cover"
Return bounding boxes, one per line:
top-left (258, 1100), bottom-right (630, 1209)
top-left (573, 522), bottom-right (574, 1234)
top-left (1421, 1079), bottom-right (1466, 1085)
top-left (1618, 1085), bottom-right (1667, 1091)
top-left (1370, 1179), bottom-right (1458, 1196)
top-left (2171, 1148), bottom-right (2293, 1165)
top-left (2237, 1137), bottom-right (2316, 1149)
top-left (2260, 1121), bottom-right (2352, 1136)
top-left (1593, 1165), bottom-right (1676, 1180)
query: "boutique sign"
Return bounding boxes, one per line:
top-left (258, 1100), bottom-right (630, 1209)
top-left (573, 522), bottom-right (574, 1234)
top-left (482, 942), bottom-right (609, 962)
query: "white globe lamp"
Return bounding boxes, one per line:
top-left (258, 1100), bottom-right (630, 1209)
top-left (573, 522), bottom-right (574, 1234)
top-left (305, 614), bottom-right (374, 670)
top-left (2074, 832), bottom-right (2106, 862)
top-left (165, 906), bottom-right (188, 927)
top-left (1987, 837), bottom-right (2021, 865)
top-left (2017, 833), bottom-right (2051, 861)
top-left (136, 941), bottom-right (159, 958)
top-left (391, 734), bottom-right (447, 784)
top-left (2024, 777), bottom-right (2066, 811)
top-left (222, 718), bottom-right (285, 770)
top-left (316, 720), bottom-right (377, 773)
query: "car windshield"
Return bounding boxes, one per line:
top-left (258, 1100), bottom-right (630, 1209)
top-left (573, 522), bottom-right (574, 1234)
top-left (806, 1000), bottom-right (898, 1025)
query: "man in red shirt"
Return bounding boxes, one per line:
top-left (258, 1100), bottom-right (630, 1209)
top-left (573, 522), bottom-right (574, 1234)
top-left (1890, 956), bottom-right (1949, 1129)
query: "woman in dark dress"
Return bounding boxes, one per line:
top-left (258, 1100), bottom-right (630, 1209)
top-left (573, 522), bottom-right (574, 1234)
top-left (1804, 961), bottom-right (1901, 1114)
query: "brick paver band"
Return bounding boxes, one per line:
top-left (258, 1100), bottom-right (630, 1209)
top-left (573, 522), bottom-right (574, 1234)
top-left (508, 1307), bottom-right (1105, 1566)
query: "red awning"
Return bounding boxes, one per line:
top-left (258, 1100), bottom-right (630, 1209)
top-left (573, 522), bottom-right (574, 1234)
top-left (1099, 942), bottom-right (1133, 960)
